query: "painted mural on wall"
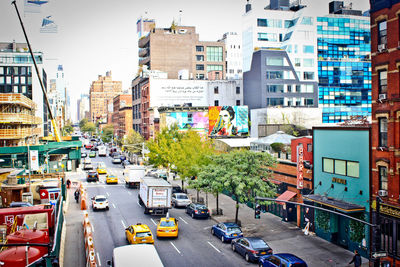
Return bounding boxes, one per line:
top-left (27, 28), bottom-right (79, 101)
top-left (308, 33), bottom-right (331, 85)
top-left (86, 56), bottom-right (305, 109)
top-left (166, 112), bottom-right (209, 135)
top-left (208, 106), bottom-right (249, 137)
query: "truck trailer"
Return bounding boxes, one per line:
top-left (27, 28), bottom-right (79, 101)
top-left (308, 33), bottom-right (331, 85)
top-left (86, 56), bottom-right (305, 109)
top-left (123, 165), bottom-right (146, 189)
top-left (138, 177), bottom-right (172, 215)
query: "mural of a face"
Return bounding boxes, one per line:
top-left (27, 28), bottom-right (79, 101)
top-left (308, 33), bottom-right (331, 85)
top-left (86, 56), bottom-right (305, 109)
top-left (219, 110), bottom-right (231, 124)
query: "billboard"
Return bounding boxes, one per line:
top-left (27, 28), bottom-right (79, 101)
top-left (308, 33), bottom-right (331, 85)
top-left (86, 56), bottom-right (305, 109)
top-left (166, 112), bottom-right (209, 135)
top-left (29, 150), bottom-right (39, 171)
top-left (208, 106), bottom-right (249, 137)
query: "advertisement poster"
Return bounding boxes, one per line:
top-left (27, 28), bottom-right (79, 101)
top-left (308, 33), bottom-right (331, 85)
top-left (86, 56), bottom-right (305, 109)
top-left (208, 106), bottom-right (249, 136)
top-left (166, 112), bottom-right (209, 135)
top-left (30, 150), bottom-right (39, 171)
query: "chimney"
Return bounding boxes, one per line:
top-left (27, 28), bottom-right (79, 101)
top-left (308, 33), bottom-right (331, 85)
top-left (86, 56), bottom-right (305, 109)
top-left (245, 0), bottom-right (252, 13)
top-left (12, 40), bottom-right (16, 52)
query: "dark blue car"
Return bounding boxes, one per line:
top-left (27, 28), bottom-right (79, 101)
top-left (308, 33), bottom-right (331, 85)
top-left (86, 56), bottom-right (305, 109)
top-left (231, 237), bottom-right (272, 262)
top-left (259, 253), bottom-right (307, 267)
top-left (211, 222), bottom-right (243, 243)
top-left (186, 203), bottom-right (210, 219)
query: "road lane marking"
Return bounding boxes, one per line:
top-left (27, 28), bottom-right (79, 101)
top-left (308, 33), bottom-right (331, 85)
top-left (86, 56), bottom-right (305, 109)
top-left (106, 192), bottom-right (110, 196)
top-left (112, 203), bottom-right (116, 209)
top-left (102, 185), bottom-right (106, 189)
top-left (121, 220), bottom-right (126, 229)
top-left (97, 252), bottom-right (102, 266)
top-left (150, 218), bottom-right (157, 226)
top-left (170, 241), bottom-right (181, 254)
top-left (203, 226), bottom-right (211, 230)
top-left (179, 217), bottom-right (188, 224)
top-left (207, 241), bottom-right (221, 253)
top-left (127, 191), bottom-right (132, 195)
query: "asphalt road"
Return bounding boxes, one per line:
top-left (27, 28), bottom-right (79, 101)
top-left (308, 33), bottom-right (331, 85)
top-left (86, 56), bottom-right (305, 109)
top-left (77, 150), bottom-right (253, 267)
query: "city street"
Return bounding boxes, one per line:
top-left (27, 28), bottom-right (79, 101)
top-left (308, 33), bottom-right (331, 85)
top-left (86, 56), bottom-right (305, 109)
top-left (70, 151), bottom-right (251, 267)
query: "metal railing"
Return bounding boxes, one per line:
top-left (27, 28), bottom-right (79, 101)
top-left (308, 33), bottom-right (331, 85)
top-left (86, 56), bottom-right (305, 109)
top-left (0, 113), bottom-right (41, 124)
top-left (0, 93), bottom-right (37, 109)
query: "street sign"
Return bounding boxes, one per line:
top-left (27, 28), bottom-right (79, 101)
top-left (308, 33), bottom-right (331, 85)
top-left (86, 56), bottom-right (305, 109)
top-left (372, 251), bottom-right (387, 259)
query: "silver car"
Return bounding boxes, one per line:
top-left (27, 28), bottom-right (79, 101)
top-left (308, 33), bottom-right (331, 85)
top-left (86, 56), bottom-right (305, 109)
top-left (172, 193), bottom-right (191, 208)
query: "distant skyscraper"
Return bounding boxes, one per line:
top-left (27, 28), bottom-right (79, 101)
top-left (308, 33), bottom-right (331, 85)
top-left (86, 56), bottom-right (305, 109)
top-left (220, 32), bottom-right (243, 80)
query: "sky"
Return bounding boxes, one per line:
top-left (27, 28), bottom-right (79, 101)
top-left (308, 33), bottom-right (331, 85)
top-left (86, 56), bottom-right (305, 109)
top-left (0, 0), bottom-right (370, 122)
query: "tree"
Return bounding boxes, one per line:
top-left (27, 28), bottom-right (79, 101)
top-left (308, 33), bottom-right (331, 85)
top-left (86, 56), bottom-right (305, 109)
top-left (79, 118), bottom-right (88, 129)
top-left (123, 129), bottom-right (144, 154)
top-left (62, 124), bottom-right (74, 136)
top-left (196, 150), bottom-right (276, 224)
top-left (101, 124), bottom-right (114, 143)
top-left (81, 122), bottom-right (96, 135)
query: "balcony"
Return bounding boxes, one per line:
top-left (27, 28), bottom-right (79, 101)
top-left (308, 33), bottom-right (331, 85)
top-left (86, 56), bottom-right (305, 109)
top-left (0, 93), bottom-right (37, 109)
top-left (139, 56), bottom-right (150, 66)
top-left (0, 127), bottom-right (41, 139)
top-left (0, 113), bottom-right (42, 124)
top-left (138, 34), bottom-right (150, 48)
top-left (139, 48), bottom-right (149, 58)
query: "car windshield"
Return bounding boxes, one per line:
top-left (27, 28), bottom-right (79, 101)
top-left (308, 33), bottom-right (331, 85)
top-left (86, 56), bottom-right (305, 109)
top-left (109, 175), bottom-right (116, 178)
top-left (250, 239), bottom-right (269, 249)
top-left (95, 198), bottom-right (107, 202)
top-left (136, 232), bottom-right (152, 237)
top-left (89, 172), bottom-right (96, 175)
top-left (160, 221), bottom-right (175, 227)
top-left (196, 205), bottom-right (208, 210)
top-left (176, 195), bottom-right (188, 200)
top-left (227, 227), bottom-right (241, 233)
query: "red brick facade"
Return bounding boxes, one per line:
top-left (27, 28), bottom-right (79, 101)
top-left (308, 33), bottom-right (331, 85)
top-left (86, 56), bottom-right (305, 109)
top-left (291, 137), bottom-right (313, 165)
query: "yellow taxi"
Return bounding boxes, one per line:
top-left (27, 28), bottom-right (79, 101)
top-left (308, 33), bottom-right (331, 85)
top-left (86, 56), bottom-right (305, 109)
top-left (156, 216), bottom-right (178, 238)
top-left (106, 174), bottom-right (118, 184)
top-left (125, 223), bottom-right (154, 244)
top-left (96, 163), bottom-right (107, 175)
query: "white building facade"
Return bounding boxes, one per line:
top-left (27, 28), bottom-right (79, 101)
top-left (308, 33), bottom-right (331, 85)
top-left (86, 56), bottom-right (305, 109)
top-left (220, 32), bottom-right (243, 80)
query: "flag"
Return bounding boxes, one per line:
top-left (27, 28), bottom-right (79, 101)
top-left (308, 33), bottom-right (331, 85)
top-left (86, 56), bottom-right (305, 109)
top-left (24, 0), bottom-right (48, 14)
top-left (40, 16), bottom-right (58, 33)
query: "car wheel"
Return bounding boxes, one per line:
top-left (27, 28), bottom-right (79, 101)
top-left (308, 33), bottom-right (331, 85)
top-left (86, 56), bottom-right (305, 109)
top-left (258, 263), bottom-right (263, 267)
top-left (221, 235), bottom-right (225, 243)
top-left (191, 213), bottom-right (195, 219)
top-left (231, 243), bottom-right (236, 252)
top-left (245, 253), bottom-right (250, 262)
top-left (106, 207), bottom-right (109, 210)
top-left (211, 228), bottom-right (215, 235)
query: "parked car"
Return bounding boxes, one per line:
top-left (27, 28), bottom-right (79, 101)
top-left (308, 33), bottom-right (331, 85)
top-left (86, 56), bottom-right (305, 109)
top-left (171, 193), bottom-right (191, 208)
top-left (89, 151), bottom-right (96, 158)
top-left (91, 146), bottom-right (98, 151)
top-left (83, 163), bottom-right (93, 170)
top-left (125, 223), bottom-right (154, 244)
top-left (81, 152), bottom-right (87, 158)
top-left (96, 163), bottom-right (107, 174)
top-left (91, 195), bottom-right (109, 211)
top-left (9, 201), bottom-right (33, 208)
top-left (112, 156), bottom-right (122, 164)
top-left (186, 203), bottom-right (210, 219)
top-left (87, 171), bottom-right (99, 182)
top-left (259, 253), bottom-right (308, 267)
top-left (211, 222), bottom-right (243, 243)
top-left (172, 185), bottom-right (184, 194)
top-left (231, 237), bottom-right (272, 262)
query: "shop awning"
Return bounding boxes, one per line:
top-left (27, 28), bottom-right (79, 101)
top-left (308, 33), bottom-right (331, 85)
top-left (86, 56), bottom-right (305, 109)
top-left (303, 194), bottom-right (365, 213)
top-left (276, 190), bottom-right (297, 205)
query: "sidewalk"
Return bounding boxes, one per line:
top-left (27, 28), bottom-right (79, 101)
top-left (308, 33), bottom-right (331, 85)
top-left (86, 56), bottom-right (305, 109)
top-left (169, 177), bottom-right (370, 267)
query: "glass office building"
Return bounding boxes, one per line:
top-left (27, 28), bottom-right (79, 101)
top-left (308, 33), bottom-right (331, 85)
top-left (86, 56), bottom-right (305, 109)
top-left (317, 16), bottom-right (371, 123)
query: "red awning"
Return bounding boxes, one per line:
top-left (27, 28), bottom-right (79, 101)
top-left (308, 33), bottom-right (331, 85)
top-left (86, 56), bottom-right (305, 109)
top-left (276, 190), bottom-right (297, 205)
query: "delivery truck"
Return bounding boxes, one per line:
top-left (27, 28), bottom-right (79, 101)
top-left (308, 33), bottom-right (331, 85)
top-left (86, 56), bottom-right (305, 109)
top-left (123, 165), bottom-right (146, 189)
top-left (98, 146), bottom-right (107, 157)
top-left (138, 177), bottom-right (172, 215)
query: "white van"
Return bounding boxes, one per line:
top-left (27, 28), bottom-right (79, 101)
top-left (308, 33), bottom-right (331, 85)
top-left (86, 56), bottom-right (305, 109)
top-left (98, 146), bottom-right (107, 157)
top-left (107, 245), bottom-right (164, 267)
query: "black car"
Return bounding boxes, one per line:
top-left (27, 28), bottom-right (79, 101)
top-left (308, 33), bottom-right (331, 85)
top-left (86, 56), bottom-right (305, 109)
top-left (172, 185), bottom-right (184, 194)
top-left (186, 203), bottom-right (210, 219)
top-left (87, 171), bottom-right (99, 182)
top-left (231, 237), bottom-right (273, 262)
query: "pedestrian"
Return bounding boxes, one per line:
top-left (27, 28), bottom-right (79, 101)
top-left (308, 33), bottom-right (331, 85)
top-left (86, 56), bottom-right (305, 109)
top-left (74, 189), bottom-right (80, 203)
top-left (66, 179), bottom-right (71, 189)
top-left (349, 250), bottom-right (361, 267)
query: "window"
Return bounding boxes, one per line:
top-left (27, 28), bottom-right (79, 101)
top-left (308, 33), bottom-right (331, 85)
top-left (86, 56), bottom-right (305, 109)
top-left (196, 55), bottom-right (204, 61)
top-left (267, 84), bottom-right (284, 93)
top-left (267, 98), bottom-right (283, 106)
top-left (379, 118), bottom-right (388, 147)
top-left (303, 45), bottom-right (314, 54)
top-left (378, 70), bottom-right (387, 94)
top-left (303, 72), bottom-right (314, 80)
top-left (305, 98), bottom-right (314, 106)
top-left (303, 58), bottom-right (314, 67)
top-left (287, 85), bottom-right (292, 92)
top-left (214, 100), bottom-right (219, 106)
top-left (266, 71), bottom-right (283, 79)
top-left (257, 18), bottom-right (282, 28)
top-left (301, 16), bottom-right (313, 25)
top-left (295, 58), bottom-right (301, 67)
top-left (236, 100), bottom-right (240, 105)
top-left (236, 86), bottom-right (240, 94)
top-left (258, 33), bottom-right (277, 42)
top-left (196, 64), bottom-right (204, 70)
top-left (207, 65), bottom-right (223, 72)
top-left (379, 166), bottom-right (388, 190)
top-left (196, 46), bottom-right (204, 52)
top-left (378, 20), bottom-right (387, 45)
top-left (206, 46), bottom-right (223, 62)
top-left (196, 73), bottom-right (205, 80)
top-left (266, 57), bottom-right (284, 66)
top-left (214, 86), bottom-right (219, 94)
top-left (347, 161), bottom-right (359, 178)
top-left (335, 160), bottom-right (346, 176)
top-left (307, 144), bottom-right (312, 152)
top-left (296, 85), bottom-right (301, 92)
top-left (323, 158), bottom-right (334, 173)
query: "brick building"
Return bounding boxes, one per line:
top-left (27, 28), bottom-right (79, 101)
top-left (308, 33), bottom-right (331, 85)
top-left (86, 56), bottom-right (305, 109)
top-left (370, 0), bottom-right (400, 264)
top-left (112, 94), bottom-right (133, 139)
top-left (89, 71), bottom-right (122, 122)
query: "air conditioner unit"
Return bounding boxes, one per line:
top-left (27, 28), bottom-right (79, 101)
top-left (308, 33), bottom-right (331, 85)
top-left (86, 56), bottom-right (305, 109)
top-left (378, 43), bottom-right (387, 52)
top-left (378, 190), bottom-right (388, 197)
top-left (378, 93), bottom-right (387, 100)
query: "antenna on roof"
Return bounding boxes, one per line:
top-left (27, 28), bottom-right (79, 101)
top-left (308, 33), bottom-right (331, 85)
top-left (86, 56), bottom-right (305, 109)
top-left (179, 10), bottom-right (182, 26)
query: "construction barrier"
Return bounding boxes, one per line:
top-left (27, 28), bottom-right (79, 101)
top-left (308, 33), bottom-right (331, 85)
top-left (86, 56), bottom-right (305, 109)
top-left (81, 187), bottom-right (87, 210)
top-left (82, 211), bottom-right (97, 267)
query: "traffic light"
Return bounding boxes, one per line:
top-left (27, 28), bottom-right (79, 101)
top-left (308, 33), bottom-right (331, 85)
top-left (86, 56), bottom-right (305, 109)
top-left (255, 203), bottom-right (261, 219)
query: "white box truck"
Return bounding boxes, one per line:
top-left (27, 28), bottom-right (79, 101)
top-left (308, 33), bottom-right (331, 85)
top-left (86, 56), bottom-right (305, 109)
top-left (138, 177), bottom-right (172, 215)
top-left (107, 245), bottom-right (164, 267)
top-left (98, 146), bottom-right (107, 157)
top-left (123, 165), bottom-right (146, 188)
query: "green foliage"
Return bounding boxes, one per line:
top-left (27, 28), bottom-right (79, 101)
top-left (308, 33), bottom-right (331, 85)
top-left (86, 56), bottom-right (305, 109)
top-left (270, 142), bottom-right (286, 153)
top-left (349, 214), bottom-right (366, 243)
top-left (315, 210), bottom-right (330, 231)
top-left (123, 129), bottom-right (144, 154)
top-left (62, 124), bottom-right (74, 136)
top-left (101, 124), bottom-right (114, 143)
top-left (81, 122), bottom-right (96, 135)
top-left (79, 118), bottom-right (88, 129)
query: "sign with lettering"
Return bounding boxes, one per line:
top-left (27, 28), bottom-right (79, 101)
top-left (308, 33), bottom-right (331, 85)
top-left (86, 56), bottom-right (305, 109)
top-left (380, 203), bottom-right (400, 219)
top-left (332, 177), bottom-right (347, 185)
top-left (297, 146), bottom-right (304, 189)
